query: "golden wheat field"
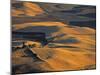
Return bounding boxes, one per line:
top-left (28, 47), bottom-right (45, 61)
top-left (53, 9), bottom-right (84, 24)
top-left (12, 1), bottom-right (96, 74)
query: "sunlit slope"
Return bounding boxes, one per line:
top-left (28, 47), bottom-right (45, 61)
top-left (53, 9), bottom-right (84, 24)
top-left (12, 46), bottom-right (95, 72)
top-left (12, 2), bottom-right (45, 17)
top-left (41, 48), bottom-right (95, 71)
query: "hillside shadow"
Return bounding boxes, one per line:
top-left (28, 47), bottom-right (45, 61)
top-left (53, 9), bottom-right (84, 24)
top-left (15, 26), bottom-right (59, 36)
